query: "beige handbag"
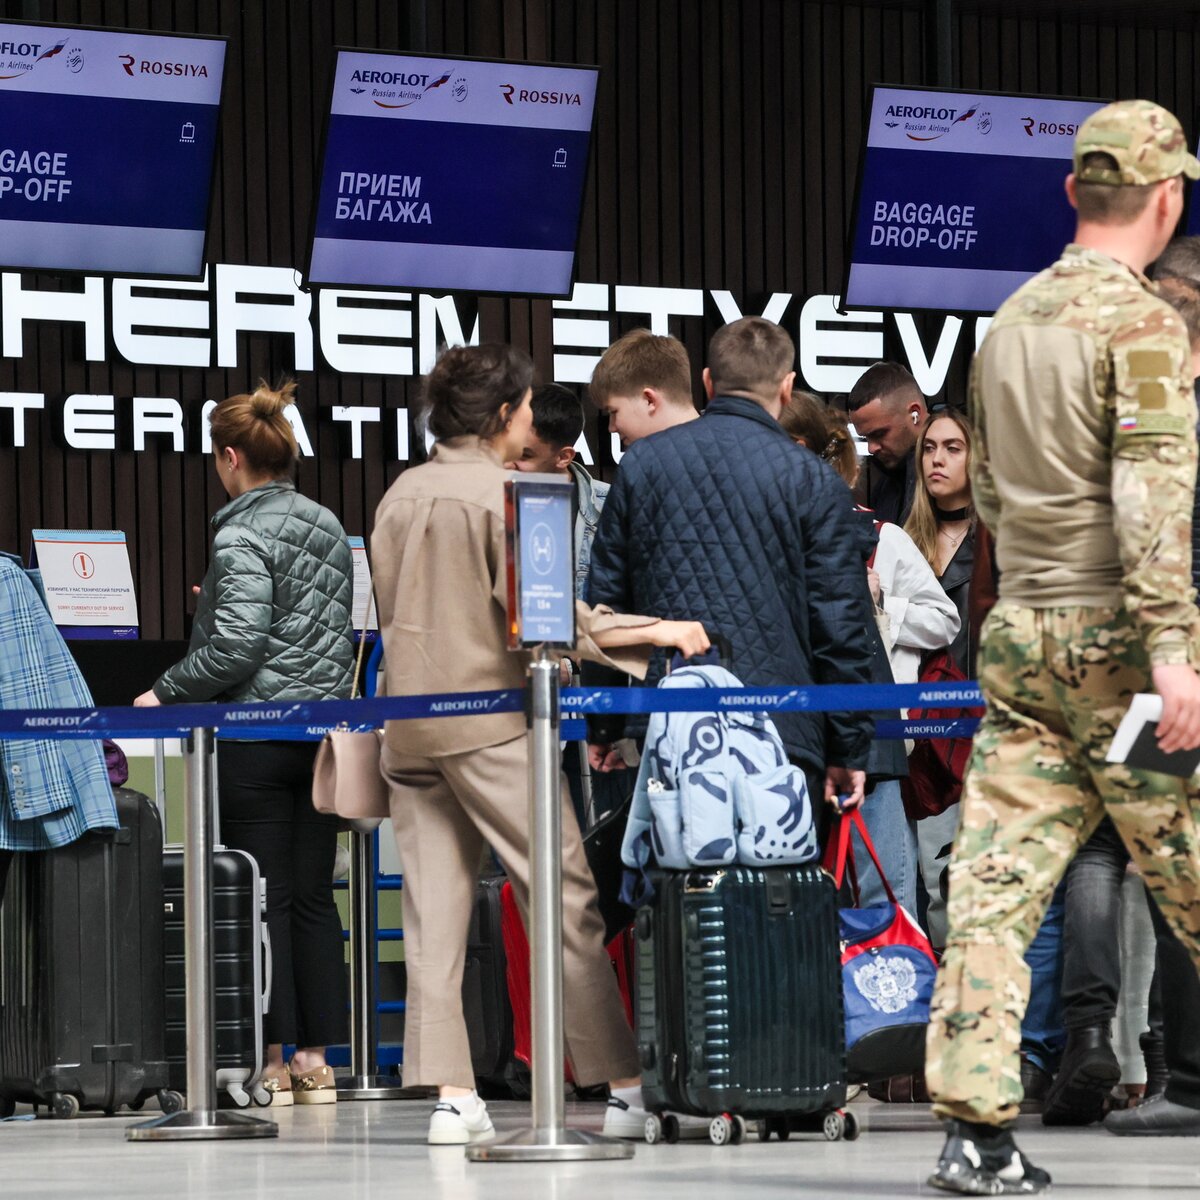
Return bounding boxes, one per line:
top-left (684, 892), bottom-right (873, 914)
top-left (312, 597), bottom-right (389, 833)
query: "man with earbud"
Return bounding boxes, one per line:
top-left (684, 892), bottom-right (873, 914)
top-left (848, 361), bottom-right (930, 524)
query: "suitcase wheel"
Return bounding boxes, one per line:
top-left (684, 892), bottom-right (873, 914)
top-left (821, 1110), bottom-right (845, 1141)
top-left (708, 1114), bottom-right (733, 1146)
top-left (842, 1110), bottom-right (860, 1142)
top-left (51, 1093), bottom-right (80, 1120)
top-left (127, 1097), bottom-right (145, 1112)
top-left (644, 1113), bottom-right (663, 1144)
top-left (158, 1089), bottom-right (185, 1115)
top-left (661, 1113), bottom-right (680, 1144)
top-left (252, 1087), bottom-right (274, 1108)
top-left (0, 1096), bottom-right (15, 1120)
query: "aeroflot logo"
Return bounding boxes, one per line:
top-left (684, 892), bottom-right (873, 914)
top-left (363, 70), bottom-right (452, 109)
top-left (500, 83), bottom-right (582, 106)
top-left (0, 39), bottom-right (67, 79)
top-left (119, 53), bottom-right (209, 77)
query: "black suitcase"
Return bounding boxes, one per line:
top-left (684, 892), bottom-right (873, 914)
top-left (462, 874), bottom-right (516, 1096)
top-left (0, 788), bottom-right (169, 1118)
top-left (162, 846), bottom-right (271, 1108)
top-left (636, 866), bottom-right (851, 1144)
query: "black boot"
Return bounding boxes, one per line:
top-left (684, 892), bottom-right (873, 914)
top-left (1041, 1024), bottom-right (1119, 1126)
top-left (1141, 1033), bottom-right (1169, 1100)
top-left (1019, 1054), bottom-right (1053, 1112)
top-left (929, 1119), bottom-right (1052, 1195)
top-left (1104, 1092), bottom-right (1200, 1136)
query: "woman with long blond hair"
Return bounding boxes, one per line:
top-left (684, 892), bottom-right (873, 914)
top-left (904, 409), bottom-right (976, 670)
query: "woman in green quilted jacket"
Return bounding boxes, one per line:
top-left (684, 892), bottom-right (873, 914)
top-left (134, 380), bottom-right (354, 1107)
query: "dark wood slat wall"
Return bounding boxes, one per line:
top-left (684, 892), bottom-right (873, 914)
top-left (1, 0), bottom-right (1199, 639)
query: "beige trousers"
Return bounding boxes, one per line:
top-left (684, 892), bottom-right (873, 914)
top-left (382, 734), bottom-right (639, 1089)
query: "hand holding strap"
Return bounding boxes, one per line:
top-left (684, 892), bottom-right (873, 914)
top-left (821, 808), bottom-right (898, 907)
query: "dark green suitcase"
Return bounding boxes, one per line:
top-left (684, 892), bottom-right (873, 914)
top-left (636, 865), bottom-right (850, 1143)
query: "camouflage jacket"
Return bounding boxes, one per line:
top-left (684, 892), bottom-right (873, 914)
top-left (969, 243), bottom-right (1200, 666)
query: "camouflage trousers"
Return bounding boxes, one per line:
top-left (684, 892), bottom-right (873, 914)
top-left (926, 603), bottom-right (1200, 1126)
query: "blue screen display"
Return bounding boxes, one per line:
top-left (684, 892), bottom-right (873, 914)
top-left (845, 88), bottom-right (1107, 313)
top-left (0, 22), bottom-right (225, 276)
top-left (308, 52), bottom-right (598, 295)
top-left (516, 484), bottom-right (575, 647)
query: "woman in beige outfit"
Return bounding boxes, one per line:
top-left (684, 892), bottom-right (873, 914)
top-left (372, 343), bottom-right (708, 1145)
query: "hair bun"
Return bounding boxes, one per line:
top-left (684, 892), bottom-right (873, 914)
top-left (250, 378), bottom-right (297, 419)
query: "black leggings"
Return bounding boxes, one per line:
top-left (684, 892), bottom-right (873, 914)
top-left (218, 740), bottom-right (347, 1048)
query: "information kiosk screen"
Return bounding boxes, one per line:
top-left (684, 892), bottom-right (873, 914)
top-left (844, 86), bottom-right (1105, 313)
top-left (504, 475), bottom-right (576, 650)
top-left (0, 21), bottom-right (225, 278)
top-left (307, 51), bottom-right (598, 296)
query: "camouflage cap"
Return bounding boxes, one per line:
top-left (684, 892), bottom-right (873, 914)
top-left (1074, 100), bottom-right (1200, 186)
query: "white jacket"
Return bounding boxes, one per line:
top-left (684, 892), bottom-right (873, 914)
top-left (872, 522), bottom-right (961, 685)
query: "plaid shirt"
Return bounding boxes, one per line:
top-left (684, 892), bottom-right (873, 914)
top-left (0, 557), bottom-right (118, 850)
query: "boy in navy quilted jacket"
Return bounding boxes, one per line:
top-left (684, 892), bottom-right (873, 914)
top-left (587, 317), bottom-right (877, 815)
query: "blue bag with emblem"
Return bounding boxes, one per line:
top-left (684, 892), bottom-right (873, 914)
top-left (620, 661), bottom-right (818, 904)
top-left (824, 809), bottom-right (938, 1083)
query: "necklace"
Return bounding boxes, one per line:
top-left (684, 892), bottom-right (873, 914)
top-left (939, 525), bottom-right (968, 551)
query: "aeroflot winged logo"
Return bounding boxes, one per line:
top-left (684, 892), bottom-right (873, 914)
top-left (0, 38), bottom-right (68, 80)
top-left (354, 68), bottom-right (453, 109)
top-left (883, 100), bottom-right (985, 142)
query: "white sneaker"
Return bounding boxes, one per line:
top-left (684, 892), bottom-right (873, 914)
top-left (427, 1098), bottom-right (495, 1145)
top-left (602, 1096), bottom-right (709, 1140)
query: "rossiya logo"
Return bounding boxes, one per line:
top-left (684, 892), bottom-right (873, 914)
top-left (349, 69), bottom-right (452, 109)
top-left (1020, 116), bottom-right (1081, 138)
top-left (119, 53), bottom-right (209, 78)
top-left (500, 83), bottom-right (583, 106)
top-left (0, 39), bottom-right (68, 81)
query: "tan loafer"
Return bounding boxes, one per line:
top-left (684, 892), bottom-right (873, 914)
top-left (291, 1064), bottom-right (338, 1105)
top-left (261, 1068), bottom-right (293, 1107)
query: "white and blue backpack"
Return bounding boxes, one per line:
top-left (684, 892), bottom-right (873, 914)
top-left (619, 662), bottom-right (819, 901)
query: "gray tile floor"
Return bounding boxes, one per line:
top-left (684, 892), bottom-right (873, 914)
top-left (2, 1097), bottom-right (1197, 1198)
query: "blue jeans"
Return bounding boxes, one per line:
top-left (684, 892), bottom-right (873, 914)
top-left (1021, 880), bottom-right (1067, 1074)
top-left (852, 779), bottom-right (919, 916)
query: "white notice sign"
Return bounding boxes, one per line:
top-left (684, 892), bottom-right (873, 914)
top-left (347, 537), bottom-right (378, 633)
top-left (31, 529), bottom-right (139, 638)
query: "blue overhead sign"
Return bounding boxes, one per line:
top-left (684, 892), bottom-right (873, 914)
top-left (307, 50), bottom-right (598, 296)
top-left (845, 86), bottom-right (1106, 313)
top-left (0, 21), bottom-right (225, 277)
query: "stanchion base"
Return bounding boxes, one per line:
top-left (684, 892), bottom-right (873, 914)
top-left (126, 1109), bottom-right (279, 1141)
top-left (336, 1075), bottom-right (423, 1101)
top-left (466, 1127), bottom-right (635, 1162)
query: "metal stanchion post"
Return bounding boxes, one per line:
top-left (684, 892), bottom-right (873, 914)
top-left (467, 648), bottom-right (633, 1162)
top-left (128, 728), bottom-right (277, 1141)
top-left (338, 828), bottom-right (411, 1099)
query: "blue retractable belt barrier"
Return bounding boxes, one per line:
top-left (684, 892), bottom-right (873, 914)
top-left (0, 681), bottom-right (982, 741)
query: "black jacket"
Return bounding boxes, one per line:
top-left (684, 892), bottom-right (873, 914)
top-left (939, 532), bottom-right (975, 676)
top-left (854, 453), bottom-right (917, 527)
top-left (586, 396), bottom-right (875, 774)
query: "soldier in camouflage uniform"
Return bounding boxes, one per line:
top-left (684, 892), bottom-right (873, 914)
top-left (927, 100), bottom-right (1200, 1195)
